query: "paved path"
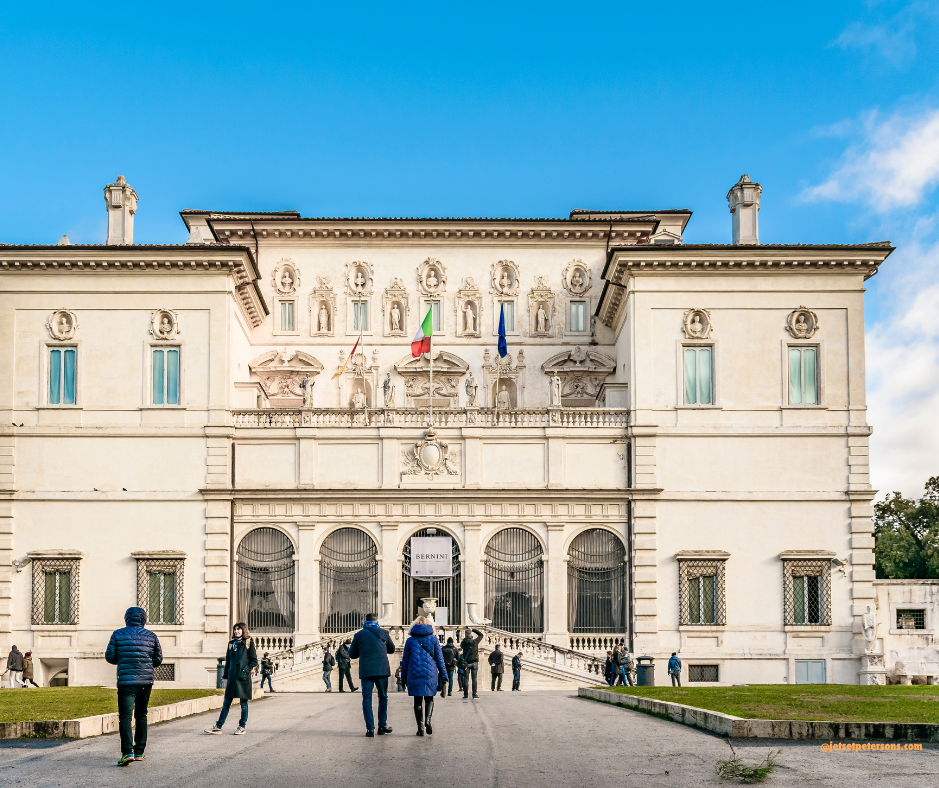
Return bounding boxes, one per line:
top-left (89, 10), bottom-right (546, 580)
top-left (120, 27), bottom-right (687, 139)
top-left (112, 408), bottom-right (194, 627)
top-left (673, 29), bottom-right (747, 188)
top-left (0, 691), bottom-right (936, 787)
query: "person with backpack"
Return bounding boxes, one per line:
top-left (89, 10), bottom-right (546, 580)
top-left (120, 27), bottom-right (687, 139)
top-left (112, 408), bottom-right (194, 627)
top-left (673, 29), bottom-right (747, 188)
top-left (205, 622), bottom-right (258, 736)
top-left (668, 652), bottom-right (682, 686)
top-left (459, 628), bottom-right (484, 699)
top-left (511, 652), bottom-right (522, 691)
top-left (399, 616), bottom-right (448, 736)
top-left (336, 639), bottom-right (357, 692)
top-left (259, 652), bottom-right (275, 693)
top-left (440, 636), bottom-right (458, 697)
top-left (105, 607), bottom-right (163, 766)
top-left (322, 646), bottom-right (335, 692)
top-left (618, 646), bottom-right (634, 687)
top-left (348, 612), bottom-right (396, 737)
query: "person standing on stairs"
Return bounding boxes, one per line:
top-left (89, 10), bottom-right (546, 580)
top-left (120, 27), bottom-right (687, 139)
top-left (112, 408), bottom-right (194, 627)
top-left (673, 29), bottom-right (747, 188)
top-left (399, 616), bottom-right (448, 737)
top-left (460, 627), bottom-right (484, 700)
top-left (488, 643), bottom-right (504, 691)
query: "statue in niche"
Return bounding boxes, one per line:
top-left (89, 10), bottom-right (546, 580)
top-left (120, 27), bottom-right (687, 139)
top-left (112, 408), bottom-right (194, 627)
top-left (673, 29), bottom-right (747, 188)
top-left (58, 314), bottom-right (72, 335)
top-left (496, 385), bottom-right (510, 409)
top-left (571, 269), bottom-right (584, 290)
top-left (463, 302), bottom-right (476, 333)
top-left (281, 269), bottom-right (293, 291)
top-left (318, 303), bottom-right (330, 333)
top-left (862, 605), bottom-right (877, 652)
top-left (550, 373), bottom-right (562, 407)
top-left (391, 303), bottom-right (401, 332)
top-left (500, 270), bottom-right (512, 293)
top-left (426, 269), bottom-right (439, 290)
top-left (465, 372), bottom-right (478, 406)
top-left (689, 313), bottom-right (704, 336)
top-left (300, 374), bottom-right (314, 407)
top-left (382, 373), bottom-right (395, 408)
top-left (795, 313), bottom-right (808, 336)
top-left (352, 387), bottom-right (367, 409)
top-left (354, 269), bottom-right (367, 293)
top-left (536, 303), bottom-right (548, 333)
top-left (159, 314), bottom-right (174, 337)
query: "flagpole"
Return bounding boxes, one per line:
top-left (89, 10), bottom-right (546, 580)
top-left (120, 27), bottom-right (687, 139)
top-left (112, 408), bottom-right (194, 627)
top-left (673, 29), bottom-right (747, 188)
top-left (428, 329), bottom-right (433, 428)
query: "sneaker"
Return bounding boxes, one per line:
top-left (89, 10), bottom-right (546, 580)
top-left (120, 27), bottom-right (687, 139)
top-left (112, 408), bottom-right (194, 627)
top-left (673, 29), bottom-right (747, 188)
top-left (472, 694), bottom-right (480, 699)
top-left (377, 726), bottom-right (392, 735)
top-left (134, 754), bottom-right (145, 762)
top-left (234, 726), bottom-right (246, 735)
top-left (117, 754), bottom-right (135, 767)
top-left (205, 726), bottom-right (223, 734)
top-left (365, 729), bottom-right (375, 737)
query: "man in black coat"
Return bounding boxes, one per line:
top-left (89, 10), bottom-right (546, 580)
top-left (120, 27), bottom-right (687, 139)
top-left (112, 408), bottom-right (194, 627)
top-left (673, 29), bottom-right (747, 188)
top-left (511, 652), bottom-right (522, 691)
top-left (460, 628), bottom-right (484, 700)
top-left (105, 607), bottom-right (163, 766)
top-left (440, 637), bottom-right (458, 697)
top-left (348, 613), bottom-right (396, 737)
top-left (488, 643), bottom-right (504, 691)
top-left (336, 639), bottom-right (357, 692)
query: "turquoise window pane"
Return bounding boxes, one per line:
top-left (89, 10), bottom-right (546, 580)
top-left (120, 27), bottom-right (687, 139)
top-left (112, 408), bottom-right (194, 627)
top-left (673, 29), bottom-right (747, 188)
top-left (571, 302), bottom-right (586, 332)
top-left (803, 347), bottom-right (817, 405)
top-left (703, 575), bottom-right (716, 624)
top-left (152, 350), bottom-right (165, 405)
top-left (697, 347), bottom-right (712, 405)
top-left (789, 348), bottom-right (802, 405)
top-left (353, 302), bottom-right (368, 331)
top-left (63, 349), bottom-right (76, 405)
top-left (793, 576), bottom-right (805, 624)
top-left (683, 348), bottom-right (697, 404)
top-left (166, 349), bottom-right (179, 405)
top-left (432, 301), bottom-right (442, 332)
top-left (689, 577), bottom-right (701, 622)
top-left (49, 349), bottom-right (61, 405)
top-left (502, 301), bottom-right (515, 331)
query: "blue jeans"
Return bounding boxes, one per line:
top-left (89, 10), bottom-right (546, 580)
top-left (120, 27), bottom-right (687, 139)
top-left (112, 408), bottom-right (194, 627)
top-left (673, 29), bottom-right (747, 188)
top-left (261, 674), bottom-right (273, 691)
top-left (217, 696), bottom-right (248, 728)
top-left (361, 676), bottom-right (389, 731)
top-left (323, 671), bottom-right (332, 690)
top-left (620, 665), bottom-right (633, 687)
top-left (512, 668), bottom-right (521, 690)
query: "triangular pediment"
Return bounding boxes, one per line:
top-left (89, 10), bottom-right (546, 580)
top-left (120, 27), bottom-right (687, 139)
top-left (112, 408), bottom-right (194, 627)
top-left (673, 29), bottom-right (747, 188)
top-left (394, 351), bottom-right (469, 375)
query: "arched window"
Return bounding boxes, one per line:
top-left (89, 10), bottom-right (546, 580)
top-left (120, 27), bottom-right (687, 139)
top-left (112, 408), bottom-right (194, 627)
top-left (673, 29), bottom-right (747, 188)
top-left (402, 528), bottom-right (461, 625)
top-left (320, 528), bottom-right (379, 633)
top-left (484, 528), bottom-right (544, 633)
top-left (236, 528), bottom-right (295, 633)
top-left (567, 529), bottom-right (626, 633)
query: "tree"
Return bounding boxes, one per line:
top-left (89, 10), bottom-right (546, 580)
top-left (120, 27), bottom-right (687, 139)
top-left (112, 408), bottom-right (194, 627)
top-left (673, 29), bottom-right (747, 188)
top-left (873, 476), bottom-right (939, 579)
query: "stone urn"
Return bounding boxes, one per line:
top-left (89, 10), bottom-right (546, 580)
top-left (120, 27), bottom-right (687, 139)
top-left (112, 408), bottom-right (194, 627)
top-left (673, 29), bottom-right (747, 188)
top-left (419, 597), bottom-right (437, 621)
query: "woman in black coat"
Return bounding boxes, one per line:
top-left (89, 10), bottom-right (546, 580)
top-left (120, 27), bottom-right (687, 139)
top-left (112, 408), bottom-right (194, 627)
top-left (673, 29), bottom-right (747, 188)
top-left (205, 623), bottom-right (258, 735)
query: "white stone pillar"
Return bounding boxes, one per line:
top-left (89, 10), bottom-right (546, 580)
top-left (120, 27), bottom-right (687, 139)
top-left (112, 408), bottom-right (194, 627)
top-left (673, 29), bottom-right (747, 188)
top-left (295, 524), bottom-right (318, 644)
top-left (544, 522), bottom-right (568, 648)
top-left (380, 522), bottom-right (399, 623)
top-left (463, 522), bottom-right (482, 621)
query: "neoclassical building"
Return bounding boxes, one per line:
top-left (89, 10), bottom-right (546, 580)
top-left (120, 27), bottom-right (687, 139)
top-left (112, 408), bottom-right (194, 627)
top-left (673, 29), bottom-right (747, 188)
top-left (0, 175), bottom-right (895, 687)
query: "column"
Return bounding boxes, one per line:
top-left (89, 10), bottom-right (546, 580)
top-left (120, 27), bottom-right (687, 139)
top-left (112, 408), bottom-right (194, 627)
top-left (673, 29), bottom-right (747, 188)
top-left (463, 522), bottom-right (482, 622)
top-left (544, 522), bottom-right (568, 648)
top-left (380, 522), bottom-right (399, 623)
top-left (295, 522), bottom-right (318, 644)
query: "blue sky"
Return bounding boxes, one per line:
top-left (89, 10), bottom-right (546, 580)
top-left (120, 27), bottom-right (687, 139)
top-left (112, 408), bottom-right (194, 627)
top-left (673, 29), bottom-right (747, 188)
top-left (2, 1), bottom-right (938, 495)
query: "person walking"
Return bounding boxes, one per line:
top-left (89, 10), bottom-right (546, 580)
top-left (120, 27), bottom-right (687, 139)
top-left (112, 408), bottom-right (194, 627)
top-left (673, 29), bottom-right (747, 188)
top-left (511, 652), bottom-right (522, 691)
top-left (488, 643), bottom-right (505, 691)
top-left (604, 651), bottom-right (615, 687)
top-left (399, 616), bottom-right (448, 737)
top-left (348, 612), bottom-right (396, 737)
top-left (22, 651), bottom-right (39, 688)
top-left (668, 652), bottom-right (682, 687)
top-left (322, 646), bottom-right (335, 692)
top-left (259, 652), bottom-right (274, 693)
top-left (460, 627), bottom-right (483, 699)
top-left (336, 639), bottom-right (357, 692)
top-left (456, 649), bottom-right (466, 694)
top-left (395, 664), bottom-right (404, 692)
top-left (104, 607), bottom-right (163, 766)
top-left (440, 637), bottom-right (458, 698)
top-left (205, 622), bottom-right (258, 736)
top-left (5, 645), bottom-right (24, 688)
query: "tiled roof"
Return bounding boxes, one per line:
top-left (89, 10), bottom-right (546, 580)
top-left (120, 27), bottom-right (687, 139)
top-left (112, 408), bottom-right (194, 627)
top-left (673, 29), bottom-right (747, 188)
top-left (610, 242), bottom-right (893, 251)
top-left (0, 243), bottom-right (249, 251)
top-left (204, 213), bottom-right (659, 223)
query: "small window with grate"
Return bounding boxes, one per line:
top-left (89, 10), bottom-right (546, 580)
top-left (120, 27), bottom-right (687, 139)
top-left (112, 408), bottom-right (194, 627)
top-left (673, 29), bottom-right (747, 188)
top-left (896, 609), bottom-right (926, 630)
top-left (32, 558), bottom-right (81, 625)
top-left (783, 559), bottom-right (831, 626)
top-left (678, 558), bottom-right (727, 626)
top-left (688, 664), bottom-right (719, 682)
top-left (153, 664), bottom-right (175, 681)
top-left (135, 556), bottom-right (185, 625)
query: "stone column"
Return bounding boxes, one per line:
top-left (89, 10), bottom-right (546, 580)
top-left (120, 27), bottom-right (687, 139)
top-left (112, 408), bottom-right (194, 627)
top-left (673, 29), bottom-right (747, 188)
top-left (463, 522), bottom-right (482, 621)
top-left (544, 522), bottom-right (568, 648)
top-left (380, 522), bottom-right (400, 623)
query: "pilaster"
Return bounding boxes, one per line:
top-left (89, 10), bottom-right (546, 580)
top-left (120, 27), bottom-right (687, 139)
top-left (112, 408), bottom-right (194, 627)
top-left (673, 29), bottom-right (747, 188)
top-left (295, 522), bottom-right (318, 643)
top-left (544, 522), bottom-right (567, 647)
top-left (463, 522), bottom-right (482, 619)
top-left (203, 497), bottom-right (232, 652)
top-left (380, 522), bottom-right (400, 622)
top-left (297, 427), bottom-right (318, 488)
top-left (631, 499), bottom-right (659, 655)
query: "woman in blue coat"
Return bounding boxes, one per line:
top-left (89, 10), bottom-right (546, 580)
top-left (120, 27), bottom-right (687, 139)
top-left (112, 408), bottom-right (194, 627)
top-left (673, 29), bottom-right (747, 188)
top-left (399, 617), bottom-right (448, 736)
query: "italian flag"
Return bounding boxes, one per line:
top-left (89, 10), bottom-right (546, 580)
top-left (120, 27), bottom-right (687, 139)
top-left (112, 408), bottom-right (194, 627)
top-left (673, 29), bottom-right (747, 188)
top-left (411, 307), bottom-right (433, 357)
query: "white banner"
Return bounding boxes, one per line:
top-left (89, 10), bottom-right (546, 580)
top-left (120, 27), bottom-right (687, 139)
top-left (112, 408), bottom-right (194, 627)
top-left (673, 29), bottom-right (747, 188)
top-left (410, 537), bottom-right (452, 577)
top-left (435, 607), bottom-right (448, 626)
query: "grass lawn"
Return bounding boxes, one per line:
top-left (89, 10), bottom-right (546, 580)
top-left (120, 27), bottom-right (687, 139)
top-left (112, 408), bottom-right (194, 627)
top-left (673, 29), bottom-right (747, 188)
top-left (599, 684), bottom-right (939, 724)
top-left (0, 687), bottom-right (222, 723)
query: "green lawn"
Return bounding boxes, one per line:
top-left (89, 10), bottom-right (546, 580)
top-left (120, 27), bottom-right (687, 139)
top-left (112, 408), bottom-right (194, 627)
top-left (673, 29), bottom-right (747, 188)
top-left (599, 684), bottom-right (939, 724)
top-left (0, 687), bottom-right (222, 723)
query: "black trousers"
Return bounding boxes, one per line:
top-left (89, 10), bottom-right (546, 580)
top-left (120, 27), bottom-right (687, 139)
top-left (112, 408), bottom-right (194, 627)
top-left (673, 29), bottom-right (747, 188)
top-left (463, 663), bottom-right (478, 696)
top-left (491, 672), bottom-right (502, 691)
top-left (117, 684), bottom-right (152, 756)
top-left (338, 664), bottom-right (356, 690)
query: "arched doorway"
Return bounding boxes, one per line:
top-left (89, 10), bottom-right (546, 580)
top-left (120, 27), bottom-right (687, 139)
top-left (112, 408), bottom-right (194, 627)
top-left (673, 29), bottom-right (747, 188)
top-left (236, 527), bottom-right (296, 634)
top-left (567, 529), bottom-right (626, 633)
top-left (484, 528), bottom-right (544, 634)
top-left (402, 528), bottom-right (461, 625)
top-left (320, 527), bottom-right (379, 633)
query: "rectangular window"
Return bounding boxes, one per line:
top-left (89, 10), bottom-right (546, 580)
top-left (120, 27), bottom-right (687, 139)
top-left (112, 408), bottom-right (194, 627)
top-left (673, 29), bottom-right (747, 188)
top-left (788, 346), bottom-right (818, 405)
top-left (683, 346), bottom-right (712, 405)
top-left (792, 574), bottom-right (821, 624)
top-left (688, 575), bottom-right (717, 624)
top-left (48, 347), bottom-right (77, 405)
top-left (570, 301), bottom-right (587, 333)
top-left (896, 609), bottom-right (926, 629)
top-left (279, 301), bottom-right (296, 332)
top-left (688, 664), bottom-right (719, 682)
top-left (353, 300), bottom-right (369, 332)
top-left (153, 664), bottom-right (176, 681)
top-left (424, 300), bottom-right (443, 332)
top-left (148, 571), bottom-right (177, 624)
top-left (152, 348), bottom-right (180, 405)
top-left (499, 300), bottom-right (515, 332)
top-left (43, 570), bottom-right (72, 624)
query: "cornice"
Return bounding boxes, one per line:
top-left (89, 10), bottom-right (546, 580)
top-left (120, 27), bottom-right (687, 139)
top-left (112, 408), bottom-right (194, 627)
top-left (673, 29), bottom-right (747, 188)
top-left (203, 487), bottom-right (662, 501)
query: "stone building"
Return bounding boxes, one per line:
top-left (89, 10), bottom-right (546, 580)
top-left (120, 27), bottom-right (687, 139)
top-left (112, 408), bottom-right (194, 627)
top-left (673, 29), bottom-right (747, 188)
top-left (0, 174), bottom-right (896, 687)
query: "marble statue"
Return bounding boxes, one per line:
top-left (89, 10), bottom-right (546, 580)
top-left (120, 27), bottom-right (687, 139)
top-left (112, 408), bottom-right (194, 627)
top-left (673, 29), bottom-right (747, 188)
top-left (59, 314), bottom-right (71, 334)
top-left (391, 303), bottom-right (401, 332)
top-left (536, 303), bottom-right (548, 333)
top-left (500, 270), bottom-right (511, 292)
top-left (550, 373), bottom-right (562, 407)
top-left (354, 270), bottom-right (367, 292)
top-left (318, 304), bottom-right (329, 332)
top-left (689, 313), bottom-right (704, 335)
top-left (496, 385), bottom-right (510, 409)
top-left (382, 373), bottom-right (394, 408)
top-left (352, 387), bottom-right (367, 409)
top-left (463, 302), bottom-right (476, 333)
top-left (300, 374), bottom-right (314, 407)
top-left (465, 372), bottom-right (478, 406)
top-left (795, 313), bottom-right (808, 335)
top-left (571, 269), bottom-right (584, 289)
top-left (427, 269), bottom-right (438, 290)
top-left (281, 270), bottom-right (293, 290)
top-left (862, 605), bottom-right (877, 652)
top-left (159, 315), bottom-right (173, 336)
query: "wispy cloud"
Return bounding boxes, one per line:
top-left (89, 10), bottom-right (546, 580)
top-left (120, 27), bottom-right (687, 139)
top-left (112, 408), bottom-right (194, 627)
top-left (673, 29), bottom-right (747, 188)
top-left (831, 1), bottom-right (936, 69)
top-left (802, 106), bottom-right (939, 211)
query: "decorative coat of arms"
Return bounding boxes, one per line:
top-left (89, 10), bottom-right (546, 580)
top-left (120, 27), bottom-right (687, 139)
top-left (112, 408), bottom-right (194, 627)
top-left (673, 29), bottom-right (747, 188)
top-left (402, 428), bottom-right (460, 477)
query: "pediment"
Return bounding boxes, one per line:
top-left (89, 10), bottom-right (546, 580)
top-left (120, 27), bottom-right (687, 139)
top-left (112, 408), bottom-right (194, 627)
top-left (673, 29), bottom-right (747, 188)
top-left (394, 351), bottom-right (469, 375)
top-left (249, 349), bottom-right (324, 373)
top-left (541, 347), bottom-right (615, 375)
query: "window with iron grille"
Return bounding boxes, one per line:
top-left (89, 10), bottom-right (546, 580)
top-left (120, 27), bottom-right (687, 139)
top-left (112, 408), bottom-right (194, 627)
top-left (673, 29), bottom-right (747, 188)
top-left (688, 664), bottom-right (719, 682)
top-left (896, 609), bottom-right (926, 630)
top-left (678, 559), bottom-right (726, 626)
top-left (32, 559), bottom-right (81, 625)
top-left (153, 664), bottom-right (176, 681)
top-left (783, 559), bottom-right (831, 626)
top-left (136, 558), bottom-right (185, 625)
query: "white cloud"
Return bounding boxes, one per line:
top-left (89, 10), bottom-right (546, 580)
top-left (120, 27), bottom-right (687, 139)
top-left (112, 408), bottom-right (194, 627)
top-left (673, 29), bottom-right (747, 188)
top-left (834, 18), bottom-right (916, 68)
top-left (802, 107), bottom-right (939, 211)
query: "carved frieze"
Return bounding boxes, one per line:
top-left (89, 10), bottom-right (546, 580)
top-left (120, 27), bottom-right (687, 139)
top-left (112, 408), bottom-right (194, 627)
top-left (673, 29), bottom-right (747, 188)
top-left (272, 259), bottom-right (300, 295)
top-left (310, 275), bottom-right (337, 337)
top-left (786, 306), bottom-right (819, 339)
top-left (528, 275), bottom-right (558, 338)
top-left (345, 261), bottom-right (374, 296)
top-left (417, 258), bottom-right (446, 296)
top-left (682, 308), bottom-right (712, 339)
top-left (455, 276), bottom-right (482, 338)
top-left (46, 309), bottom-right (79, 341)
top-left (149, 309), bottom-right (180, 340)
top-left (249, 349), bottom-right (324, 407)
top-left (394, 351), bottom-right (469, 408)
top-left (541, 347), bottom-right (615, 405)
top-left (562, 261), bottom-right (591, 295)
top-left (382, 278), bottom-right (409, 337)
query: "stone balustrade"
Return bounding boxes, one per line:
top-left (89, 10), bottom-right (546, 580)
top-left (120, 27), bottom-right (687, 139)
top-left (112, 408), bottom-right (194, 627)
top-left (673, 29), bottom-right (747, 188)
top-left (232, 407), bottom-right (628, 429)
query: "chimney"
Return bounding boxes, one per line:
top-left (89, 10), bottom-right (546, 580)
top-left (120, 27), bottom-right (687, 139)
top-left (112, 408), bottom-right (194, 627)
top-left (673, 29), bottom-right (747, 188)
top-left (103, 175), bottom-right (138, 245)
top-left (727, 174), bottom-right (761, 245)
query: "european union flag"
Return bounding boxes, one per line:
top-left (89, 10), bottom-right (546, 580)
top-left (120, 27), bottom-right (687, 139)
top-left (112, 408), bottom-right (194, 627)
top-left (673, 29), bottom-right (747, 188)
top-left (498, 303), bottom-right (508, 358)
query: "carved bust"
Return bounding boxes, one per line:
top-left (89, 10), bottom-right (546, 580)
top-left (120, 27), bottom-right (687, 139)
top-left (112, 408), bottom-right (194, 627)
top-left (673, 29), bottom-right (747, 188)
top-left (149, 309), bottom-right (179, 340)
top-left (682, 308), bottom-right (712, 339)
top-left (47, 309), bottom-right (79, 340)
top-left (500, 270), bottom-right (512, 293)
top-left (354, 270), bottom-right (367, 292)
top-left (426, 269), bottom-right (439, 290)
top-left (786, 306), bottom-right (819, 339)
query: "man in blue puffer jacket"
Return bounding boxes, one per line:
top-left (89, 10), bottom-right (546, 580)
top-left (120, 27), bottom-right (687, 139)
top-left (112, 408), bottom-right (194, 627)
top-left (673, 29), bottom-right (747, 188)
top-left (105, 607), bottom-right (163, 766)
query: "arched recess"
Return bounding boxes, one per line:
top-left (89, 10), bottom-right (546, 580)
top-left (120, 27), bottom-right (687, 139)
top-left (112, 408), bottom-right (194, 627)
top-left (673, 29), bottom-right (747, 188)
top-left (236, 527), bottom-right (296, 634)
top-left (320, 527), bottom-right (379, 633)
top-left (567, 528), bottom-right (626, 633)
top-left (484, 527), bottom-right (544, 634)
top-left (401, 526), bottom-right (462, 625)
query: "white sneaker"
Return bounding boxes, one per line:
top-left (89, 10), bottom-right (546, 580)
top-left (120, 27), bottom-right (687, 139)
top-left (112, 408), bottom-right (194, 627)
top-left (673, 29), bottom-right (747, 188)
top-left (205, 726), bottom-right (223, 734)
top-left (234, 726), bottom-right (246, 735)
